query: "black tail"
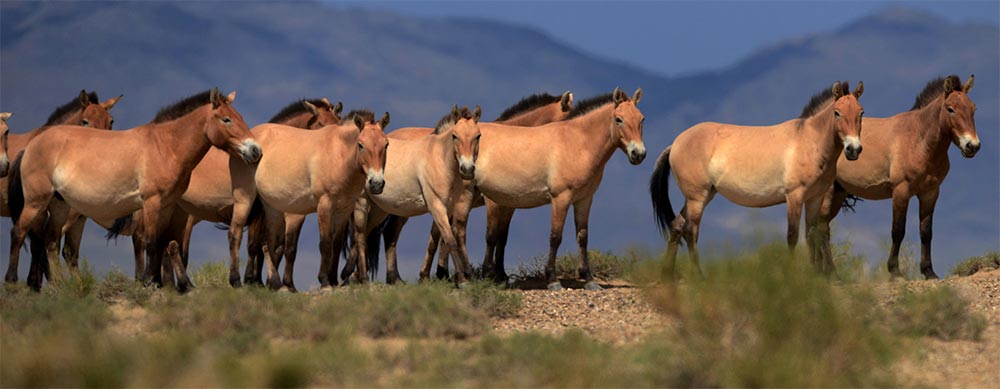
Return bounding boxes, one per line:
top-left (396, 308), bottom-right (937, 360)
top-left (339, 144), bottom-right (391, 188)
top-left (105, 213), bottom-right (136, 240)
top-left (365, 216), bottom-right (390, 281)
top-left (214, 198), bottom-right (264, 231)
top-left (836, 182), bottom-right (863, 213)
top-left (8, 151), bottom-right (25, 224)
top-left (649, 146), bottom-right (676, 237)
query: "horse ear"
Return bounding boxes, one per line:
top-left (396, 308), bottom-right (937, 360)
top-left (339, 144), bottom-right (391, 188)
top-left (632, 87), bottom-right (643, 105)
top-left (101, 95), bottom-right (123, 110)
top-left (612, 87), bottom-right (625, 107)
top-left (321, 97), bottom-right (332, 108)
top-left (302, 101), bottom-right (319, 116)
top-left (334, 101), bottom-right (343, 115)
top-left (963, 74), bottom-right (974, 93)
top-left (379, 112), bottom-right (391, 130)
top-left (831, 81), bottom-right (843, 99)
top-left (227, 91), bottom-right (237, 103)
top-left (942, 77), bottom-right (955, 95)
top-left (852, 81), bottom-right (864, 99)
top-left (451, 104), bottom-right (460, 120)
top-left (353, 114), bottom-right (365, 131)
top-left (0, 112), bottom-right (11, 122)
top-left (210, 88), bottom-right (222, 109)
top-left (560, 91), bottom-right (573, 112)
top-left (473, 105), bottom-right (482, 123)
top-left (78, 90), bottom-right (91, 107)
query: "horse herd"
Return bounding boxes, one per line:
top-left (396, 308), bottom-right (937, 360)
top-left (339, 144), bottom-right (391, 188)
top-left (0, 74), bottom-right (981, 294)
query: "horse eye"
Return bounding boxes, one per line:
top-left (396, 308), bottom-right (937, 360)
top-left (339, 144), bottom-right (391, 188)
top-left (81, 119), bottom-right (90, 127)
top-left (946, 107), bottom-right (955, 114)
top-left (475, 134), bottom-right (482, 140)
top-left (221, 116), bottom-right (232, 124)
top-left (859, 111), bottom-right (864, 117)
top-left (834, 111), bottom-right (841, 119)
top-left (452, 134), bottom-right (459, 141)
top-left (615, 117), bottom-right (624, 124)
top-left (358, 143), bottom-right (364, 150)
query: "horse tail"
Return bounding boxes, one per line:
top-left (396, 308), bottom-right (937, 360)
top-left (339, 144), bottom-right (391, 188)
top-left (365, 216), bottom-right (391, 281)
top-left (106, 213), bottom-right (136, 240)
top-left (649, 146), bottom-right (676, 238)
top-left (8, 151), bottom-right (25, 224)
top-left (836, 182), bottom-right (863, 213)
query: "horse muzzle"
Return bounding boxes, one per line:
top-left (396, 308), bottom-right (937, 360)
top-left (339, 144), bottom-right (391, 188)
top-left (367, 171), bottom-right (385, 195)
top-left (238, 139), bottom-right (263, 164)
top-left (843, 137), bottom-right (862, 161)
top-left (960, 137), bottom-right (981, 158)
top-left (458, 156), bottom-right (476, 180)
top-left (626, 141), bottom-right (646, 165)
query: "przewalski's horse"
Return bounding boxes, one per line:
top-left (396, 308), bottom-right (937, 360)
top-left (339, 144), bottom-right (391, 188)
top-left (818, 75), bottom-right (979, 279)
top-left (471, 87), bottom-right (646, 291)
top-left (105, 97), bottom-right (343, 288)
top-left (344, 105), bottom-right (482, 287)
top-left (353, 92), bottom-right (573, 283)
top-left (651, 81), bottom-right (864, 278)
top-left (7, 88), bottom-right (260, 292)
top-left (232, 110), bottom-right (389, 290)
top-left (1, 112), bottom-right (11, 177)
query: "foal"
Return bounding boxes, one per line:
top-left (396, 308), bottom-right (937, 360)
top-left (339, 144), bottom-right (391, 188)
top-left (818, 75), bottom-right (979, 279)
top-left (650, 81), bottom-right (864, 277)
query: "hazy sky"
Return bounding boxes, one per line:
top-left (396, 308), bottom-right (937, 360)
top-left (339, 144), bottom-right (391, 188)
top-left (335, 1), bottom-right (1000, 76)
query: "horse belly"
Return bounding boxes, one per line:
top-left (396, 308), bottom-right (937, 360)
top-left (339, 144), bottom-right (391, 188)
top-left (478, 183), bottom-right (550, 209)
top-left (713, 174), bottom-right (786, 208)
top-left (370, 186), bottom-right (427, 217)
top-left (55, 181), bottom-right (142, 222)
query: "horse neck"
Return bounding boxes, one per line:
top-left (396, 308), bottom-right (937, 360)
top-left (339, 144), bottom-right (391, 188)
top-left (279, 113), bottom-right (315, 129)
top-left (911, 98), bottom-right (951, 156)
top-left (801, 102), bottom-right (843, 164)
top-left (328, 126), bottom-right (364, 174)
top-left (565, 104), bottom-right (618, 164)
top-left (145, 110), bottom-right (214, 172)
top-left (497, 105), bottom-right (559, 126)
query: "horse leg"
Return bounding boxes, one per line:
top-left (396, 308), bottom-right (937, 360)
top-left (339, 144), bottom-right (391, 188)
top-left (574, 195), bottom-right (601, 290)
top-left (887, 186), bottom-right (911, 278)
top-left (804, 195), bottom-right (829, 275)
top-left (493, 205), bottom-right (515, 284)
top-left (261, 204), bottom-right (286, 290)
top-left (785, 190), bottom-right (805, 252)
top-left (244, 210), bottom-right (266, 286)
top-left (328, 209), bottom-right (352, 288)
top-left (419, 223), bottom-right (442, 281)
top-left (917, 188), bottom-right (940, 280)
top-left (382, 214), bottom-right (407, 284)
top-left (343, 197), bottom-right (372, 284)
top-left (452, 187), bottom-right (475, 281)
top-left (281, 214), bottom-right (306, 292)
top-left (140, 197), bottom-right (166, 287)
top-left (179, 213), bottom-right (195, 270)
top-left (316, 196), bottom-right (339, 289)
top-left (435, 233), bottom-right (450, 280)
top-left (427, 197), bottom-right (467, 286)
top-left (544, 193), bottom-right (573, 291)
top-left (43, 200), bottom-right (70, 280)
top-left (60, 210), bottom-right (86, 272)
top-left (482, 200), bottom-right (500, 280)
top-left (663, 205), bottom-right (685, 281)
top-left (817, 186), bottom-right (851, 277)
top-left (682, 190), bottom-right (713, 278)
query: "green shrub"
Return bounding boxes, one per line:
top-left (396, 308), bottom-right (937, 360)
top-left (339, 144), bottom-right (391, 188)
top-left (96, 269), bottom-right (155, 305)
top-left (951, 252), bottom-right (1000, 277)
top-left (889, 286), bottom-right (987, 341)
top-left (514, 249), bottom-right (636, 281)
top-left (190, 261), bottom-right (229, 288)
top-left (461, 281), bottom-right (522, 318)
top-left (359, 283), bottom-right (487, 339)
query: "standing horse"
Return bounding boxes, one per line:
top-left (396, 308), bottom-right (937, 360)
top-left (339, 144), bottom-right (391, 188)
top-left (469, 87), bottom-right (646, 290)
top-left (7, 88), bottom-right (260, 292)
top-left (344, 105), bottom-right (482, 286)
top-left (353, 91), bottom-right (573, 282)
top-left (231, 110), bottom-right (389, 290)
top-left (650, 81), bottom-right (864, 277)
top-left (818, 75), bottom-right (979, 279)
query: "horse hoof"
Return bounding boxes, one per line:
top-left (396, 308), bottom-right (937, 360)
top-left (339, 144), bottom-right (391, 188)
top-left (584, 281), bottom-right (603, 291)
top-left (229, 276), bottom-right (243, 288)
top-left (266, 278), bottom-right (283, 290)
top-left (435, 267), bottom-right (449, 280)
top-left (177, 281), bottom-right (193, 294)
top-left (924, 272), bottom-right (940, 280)
top-left (547, 282), bottom-right (563, 291)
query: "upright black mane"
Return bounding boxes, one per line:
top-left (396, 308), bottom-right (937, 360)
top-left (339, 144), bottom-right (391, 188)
top-left (565, 93), bottom-right (614, 120)
top-left (494, 93), bottom-right (560, 121)
top-left (799, 81), bottom-right (849, 119)
top-left (344, 109), bottom-right (375, 124)
top-left (434, 106), bottom-right (473, 134)
top-left (911, 75), bottom-right (961, 110)
top-left (268, 98), bottom-right (330, 123)
top-left (44, 91), bottom-right (99, 125)
top-left (151, 90), bottom-right (213, 124)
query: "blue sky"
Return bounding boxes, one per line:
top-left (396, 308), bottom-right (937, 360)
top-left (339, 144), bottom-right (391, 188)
top-left (336, 1), bottom-right (1000, 76)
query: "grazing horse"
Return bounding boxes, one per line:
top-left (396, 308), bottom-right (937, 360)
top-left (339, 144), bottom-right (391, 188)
top-left (650, 82), bottom-right (864, 277)
top-left (1, 112), bottom-right (11, 177)
top-left (470, 87), bottom-right (646, 290)
top-left (818, 75), bottom-right (979, 279)
top-left (344, 105), bottom-right (482, 286)
top-left (231, 110), bottom-right (389, 290)
top-left (352, 91), bottom-right (573, 283)
top-left (7, 88), bottom-right (260, 292)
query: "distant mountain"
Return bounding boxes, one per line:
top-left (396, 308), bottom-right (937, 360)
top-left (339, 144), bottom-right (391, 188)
top-left (1, 3), bottom-right (996, 285)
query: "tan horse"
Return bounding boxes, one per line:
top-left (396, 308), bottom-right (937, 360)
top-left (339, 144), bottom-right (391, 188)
top-left (818, 75), bottom-right (979, 279)
top-left (650, 82), bottom-right (864, 278)
top-left (467, 87), bottom-right (646, 290)
top-left (0, 112), bottom-right (11, 177)
top-left (354, 92), bottom-right (573, 283)
top-left (7, 88), bottom-right (260, 292)
top-left (343, 105), bottom-right (482, 287)
top-left (102, 98), bottom-right (343, 287)
top-left (231, 110), bottom-right (389, 290)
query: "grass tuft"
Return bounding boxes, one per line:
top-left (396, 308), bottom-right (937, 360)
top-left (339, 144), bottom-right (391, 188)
top-left (513, 249), bottom-right (637, 281)
top-left (889, 286), bottom-right (987, 341)
top-left (190, 261), bottom-right (229, 288)
top-left (951, 252), bottom-right (1000, 277)
top-left (96, 269), bottom-right (155, 305)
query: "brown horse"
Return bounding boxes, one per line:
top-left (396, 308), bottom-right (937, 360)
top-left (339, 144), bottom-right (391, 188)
top-left (230, 110), bottom-right (389, 290)
top-left (7, 88), bottom-right (260, 292)
top-left (650, 82), bottom-right (864, 278)
top-left (101, 97), bottom-right (343, 287)
top-left (0, 112), bottom-right (11, 177)
top-left (344, 105), bottom-right (482, 286)
top-left (353, 92), bottom-right (573, 283)
top-left (468, 87), bottom-right (646, 290)
top-left (818, 75), bottom-right (979, 279)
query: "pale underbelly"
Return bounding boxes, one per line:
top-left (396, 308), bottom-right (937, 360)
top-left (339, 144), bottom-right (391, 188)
top-left (477, 183), bottom-right (551, 209)
top-left (370, 188), bottom-right (428, 217)
top-left (713, 179), bottom-right (787, 208)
